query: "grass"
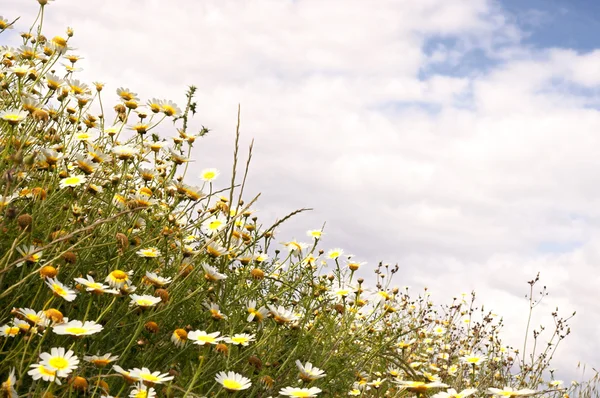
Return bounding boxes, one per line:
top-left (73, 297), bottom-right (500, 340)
top-left (0, 2), bottom-right (598, 397)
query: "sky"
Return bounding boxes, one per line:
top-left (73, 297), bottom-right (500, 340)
top-left (4, 0), bottom-right (600, 382)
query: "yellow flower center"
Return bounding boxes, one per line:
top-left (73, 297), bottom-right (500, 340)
top-left (65, 327), bottom-right (87, 335)
top-left (140, 373), bottom-right (160, 382)
top-left (137, 299), bottom-right (155, 306)
top-left (52, 284), bottom-right (66, 296)
top-left (231, 336), bottom-right (248, 344)
top-left (289, 392), bottom-right (311, 397)
top-left (48, 357), bottom-right (69, 370)
top-left (223, 379), bottom-right (242, 390)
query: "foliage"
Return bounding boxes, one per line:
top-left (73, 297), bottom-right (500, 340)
top-left (0, 2), bottom-right (597, 397)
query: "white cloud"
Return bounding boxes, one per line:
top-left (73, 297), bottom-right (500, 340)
top-left (5, 0), bottom-right (600, 381)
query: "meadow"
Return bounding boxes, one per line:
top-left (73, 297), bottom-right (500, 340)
top-left (0, 2), bottom-right (598, 397)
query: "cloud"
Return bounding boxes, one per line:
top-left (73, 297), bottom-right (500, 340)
top-left (5, 0), bottom-right (600, 381)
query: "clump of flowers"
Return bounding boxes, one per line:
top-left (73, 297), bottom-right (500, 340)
top-left (0, 2), bottom-right (595, 398)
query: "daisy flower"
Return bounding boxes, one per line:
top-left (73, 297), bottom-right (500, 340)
top-left (306, 229), bottom-right (323, 239)
top-left (394, 380), bottom-right (448, 393)
top-left (74, 275), bottom-right (119, 294)
top-left (59, 175), bottom-right (87, 189)
top-left (16, 308), bottom-right (49, 327)
top-left (224, 333), bottom-right (256, 346)
top-left (171, 329), bottom-right (188, 347)
top-left (279, 386), bottom-right (322, 397)
top-left (161, 100), bottom-right (181, 117)
top-left (52, 320), bottom-right (103, 336)
top-left (295, 360), bottom-right (326, 382)
top-left (0, 323), bottom-right (20, 337)
top-left (0, 109), bottom-right (27, 125)
top-left (432, 388), bottom-right (478, 398)
top-left (200, 168), bottom-right (219, 182)
top-left (202, 263), bottom-right (227, 281)
top-left (39, 347), bottom-right (79, 378)
top-left (136, 247), bottom-right (161, 258)
top-left (188, 330), bottom-right (222, 345)
top-left (129, 367), bottom-right (174, 385)
top-left (202, 302), bottom-right (227, 320)
top-left (283, 240), bottom-right (308, 253)
top-left (201, 215), bottom-right (227, 235)
top-left (214, 371), bottom-right (251, 392)
top-left (45, 277), bottom-right (77, 302)
top-left (326, 248), bottom-right (344, 260)
top-left (130, 382), bottom-right (156, 398)
top-left (130, 294), bottom-right (161, 308)
top-left (460, 353), bottom-right (487, 366)
top-left (145, 271), bottom-right (172, 287)
top-left (83, 353), bottom-right (119, 368)
top-left (27, 364), bottom-right (60, 385)
top-left (268, 305), bottom-right (300, 324)
top-left (1, 368), bottom-right (17, 398)
top-left (487, 386), bottom-right (537, 397)
top-left (112, 145), bottom-right (138, 160)
top-left (113, 365), bottom-right (137, 383)
top-left (105, 270), bottom-right (133, 288)
top-left (247, 300), bottom-right (269, 322)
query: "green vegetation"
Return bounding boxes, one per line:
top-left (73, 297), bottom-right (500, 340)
top-left (0, 2), bottom-right (598, 397)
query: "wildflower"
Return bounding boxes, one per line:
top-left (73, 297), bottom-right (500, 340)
top-left (0, 323), bottom-right (20, 337)
top-left (130, 382), bottom-right (156, 398)
top-left (129, 367), bottom-right (174, 385)
top-left (1, 368), bottom-right (17, 398)
top-left (306, 229), bottom-right (323, 239)
top-left (247, 300), bottom-right (269, 322)
top-left (296, 360), bottom-right (327, 382)
top-left (161, 100), bottom-right (181, 117)
top-left (460, 354), bottom-right (487, 366)
top-left (200, 168), bottom-right (219, 182)
top-left (327, 248), bottom-right (344, 259)
top-left (83, 353), bottom-right (119, 368)
top-left (45, 277), bottom-right (77, 302)
top-left (202, 263), bottom-right (227, 281)
top-left (136, 247), bottom-right (161, 258)
top-left (279, 387), bottom-right (322, 397)
top-left (147, 98), bottom-right (162, 113)
top-left (16, 245), bottom-right (43, 264)
top-left (0, 16), bottom-right (13, 30)
top-left (129, 122), bottom-right (150, 135)
top-left (53, 320), bottom-right (103, 336)
top-left (39, 347), bottom-right (79, 378)
top-left (169, 148), bottom-right (190, 164)
top-left (75, 155), bottom-right (98, 174)
top-left (215, 371), bottom-right (252, 392)
top-left (284, 240), bottom-right (308, 253)
top-left (67, 79), bottom-right (90, 95)
top-left (394, 380), bottom-right (448, 393)
top-left (28, 364), bottom-right (60, 384)
top-left (201, 215), bottom-right (227, 235)
top-left (145, 271), bottom-right (172, 287)
top-left (206, 242), bottom-right (227, 258)
top-left (432, 388), bottom-right (478, 398)
top-left (113, 365), bottom-right (137, 383)
top-left (205, 302), bottom-right (228, 320)
top-left (268, 305), bottom-right (300, 324)
top-left (225, 333), bottom-right (256, 346)
top-left (117, 87), bottom-right (139, 101)
top-left (45, 308), bottom-right (64, 324)
top-left (188, 330), bottom-right (222, 345)
top-left (112, 145), bottom-right (138, 160)
top-left (59, 175), bottom-right (87, 189)
top-left (487, 387), bottom-right (537, 397)
top-left (130, 294), bottom-right (161, 308)
top-left (330, 285), bottom-right (358, 300)
top-left (171, 329), bottom-right (188, 347)
top-left (0, 109), bottom-right (27, 125)
top-left (106, 270), bottom-right (133, 288)
top-left (74, 275), bottom-right (119, 294)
